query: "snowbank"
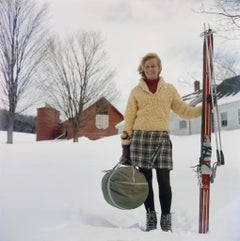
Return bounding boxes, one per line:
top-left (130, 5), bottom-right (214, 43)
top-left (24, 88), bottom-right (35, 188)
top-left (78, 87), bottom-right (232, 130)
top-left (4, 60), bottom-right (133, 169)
top-left (0, 130), bottom-right (239, 241)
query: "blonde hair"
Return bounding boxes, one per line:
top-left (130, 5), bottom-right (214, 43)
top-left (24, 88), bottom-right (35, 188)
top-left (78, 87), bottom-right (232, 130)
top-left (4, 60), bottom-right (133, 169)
top-left (137, 53), bottom-right (162, 76)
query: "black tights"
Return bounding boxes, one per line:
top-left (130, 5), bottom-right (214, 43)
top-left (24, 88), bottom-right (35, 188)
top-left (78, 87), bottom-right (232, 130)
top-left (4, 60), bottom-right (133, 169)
top-left (139, 168), bottom-right (172, 215)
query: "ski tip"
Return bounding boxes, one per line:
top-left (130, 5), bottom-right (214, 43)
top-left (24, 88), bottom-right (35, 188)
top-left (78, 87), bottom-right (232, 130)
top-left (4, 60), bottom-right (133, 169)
top-left (200, 26), bottom-right (214, 38)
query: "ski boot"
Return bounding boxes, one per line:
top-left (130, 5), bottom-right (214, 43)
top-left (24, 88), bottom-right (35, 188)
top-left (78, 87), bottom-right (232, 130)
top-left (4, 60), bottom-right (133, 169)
top-left (146, 211), bottom-right (157, 231)
top-left (160, 213), bottom-right (172, 232)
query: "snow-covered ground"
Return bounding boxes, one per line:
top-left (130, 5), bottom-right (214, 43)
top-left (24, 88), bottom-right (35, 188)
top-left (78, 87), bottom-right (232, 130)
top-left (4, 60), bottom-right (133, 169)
top-left (0, 130), bottom-right (239, 241)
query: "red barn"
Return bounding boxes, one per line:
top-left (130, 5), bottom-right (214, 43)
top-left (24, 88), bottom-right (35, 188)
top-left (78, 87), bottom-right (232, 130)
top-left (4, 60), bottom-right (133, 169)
top-left (36, 97), bottom-right (123, 141)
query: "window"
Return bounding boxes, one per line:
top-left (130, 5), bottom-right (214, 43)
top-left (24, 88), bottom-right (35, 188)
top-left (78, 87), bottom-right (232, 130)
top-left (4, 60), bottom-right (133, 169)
top-left (96, 114), bottom-right (109, 130)
top-left (96, 98), bottom-right (109, 115)
top-left (220, 112), bottom-right (228, 127)
top-left (95, 98), bottom-right (109, 130)
top-left (179, 120), bottom-right (187, 129)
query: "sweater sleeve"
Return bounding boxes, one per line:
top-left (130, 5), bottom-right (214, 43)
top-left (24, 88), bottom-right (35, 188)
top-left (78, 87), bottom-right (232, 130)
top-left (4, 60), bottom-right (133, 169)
top-left (122, 91), bottom-right (138, 145)
top-left (171, 85), bottom-right (202, 119)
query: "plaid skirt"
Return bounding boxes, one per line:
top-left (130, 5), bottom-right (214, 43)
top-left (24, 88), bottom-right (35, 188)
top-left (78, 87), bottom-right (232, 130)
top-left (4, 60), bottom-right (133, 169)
top-left (130, 130), bottom-right (173, 170)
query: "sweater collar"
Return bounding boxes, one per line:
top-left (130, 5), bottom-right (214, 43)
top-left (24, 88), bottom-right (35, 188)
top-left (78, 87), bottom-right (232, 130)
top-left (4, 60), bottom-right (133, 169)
top-left (144, 78), bottom-right (159, 94)
top-left (139, 76), bottom-right (165, 93)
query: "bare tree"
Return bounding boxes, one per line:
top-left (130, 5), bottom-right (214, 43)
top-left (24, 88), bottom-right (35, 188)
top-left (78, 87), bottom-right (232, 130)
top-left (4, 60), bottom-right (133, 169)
top-left (179, 51), bottom-right (240, 89)
top-left (199, 0), bottom-right (240, 38)
top-left (0, 0), bottom-right (49, 143)
top-left (214, 52), bottom-right (239, 81)
top-left (45, 31), bottom-right (118, 142)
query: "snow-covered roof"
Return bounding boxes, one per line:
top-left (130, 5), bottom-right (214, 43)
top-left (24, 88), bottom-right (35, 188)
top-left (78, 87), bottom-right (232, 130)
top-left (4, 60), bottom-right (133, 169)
top-left (217, 91), bottom-right (240, 105)
top-left (182, 75), bottom-right (240, 106)
top-left (217, 75), bottom-right (240, 105)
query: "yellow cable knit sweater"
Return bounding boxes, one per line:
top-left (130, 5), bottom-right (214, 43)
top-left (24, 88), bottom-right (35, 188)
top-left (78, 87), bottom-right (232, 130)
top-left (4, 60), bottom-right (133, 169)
top-left (122, 77), bottom-right (202, 145)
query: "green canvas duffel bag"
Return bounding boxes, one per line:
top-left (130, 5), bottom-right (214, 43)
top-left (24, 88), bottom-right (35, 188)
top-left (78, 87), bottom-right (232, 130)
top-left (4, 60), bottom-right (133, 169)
top-left (101, 163), bottom-right (149, 210)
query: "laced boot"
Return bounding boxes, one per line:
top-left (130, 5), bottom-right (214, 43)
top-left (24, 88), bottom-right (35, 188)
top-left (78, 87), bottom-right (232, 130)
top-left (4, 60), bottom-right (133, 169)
top-left (146, 211), bottom-right (157, 231)
top-left (160, 213), bottom-right (172, 232)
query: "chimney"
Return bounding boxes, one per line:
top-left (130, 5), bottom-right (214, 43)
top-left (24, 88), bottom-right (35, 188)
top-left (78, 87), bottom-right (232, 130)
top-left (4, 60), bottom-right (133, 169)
top-left (194, 80), bottom-right (200, 92)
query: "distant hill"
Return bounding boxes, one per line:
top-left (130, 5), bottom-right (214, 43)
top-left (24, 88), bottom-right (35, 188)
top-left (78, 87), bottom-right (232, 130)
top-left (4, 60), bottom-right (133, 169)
top-left (0, 109), bottom-right (36, 133)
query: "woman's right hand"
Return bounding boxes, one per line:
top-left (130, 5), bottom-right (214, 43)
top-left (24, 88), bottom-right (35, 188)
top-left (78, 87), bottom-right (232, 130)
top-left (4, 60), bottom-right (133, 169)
top-left (120, 145), bottom-right (132, 165)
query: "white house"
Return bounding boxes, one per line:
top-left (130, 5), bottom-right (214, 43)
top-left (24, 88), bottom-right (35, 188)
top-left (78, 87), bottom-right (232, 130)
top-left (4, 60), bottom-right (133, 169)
top-left (170, 75), bottom-right (240, 135)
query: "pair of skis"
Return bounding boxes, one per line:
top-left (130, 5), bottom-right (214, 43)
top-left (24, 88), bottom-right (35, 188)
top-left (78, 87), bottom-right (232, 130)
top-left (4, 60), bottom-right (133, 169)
top-left (198, 27), bottom-right (225, 233)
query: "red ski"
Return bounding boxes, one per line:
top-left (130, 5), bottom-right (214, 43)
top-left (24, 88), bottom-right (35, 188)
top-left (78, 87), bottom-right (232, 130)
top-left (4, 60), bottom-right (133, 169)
top-left (198, 28), bottom-right (214, 234)
top-left (197, 26), bottom-right (225, 234)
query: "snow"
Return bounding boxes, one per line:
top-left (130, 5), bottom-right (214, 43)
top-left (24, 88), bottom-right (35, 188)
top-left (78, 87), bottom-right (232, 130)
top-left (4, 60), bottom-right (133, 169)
top-left (0, 130), bottom-right (240, 241)
top-left (217, 92), bottom-right (240, 105)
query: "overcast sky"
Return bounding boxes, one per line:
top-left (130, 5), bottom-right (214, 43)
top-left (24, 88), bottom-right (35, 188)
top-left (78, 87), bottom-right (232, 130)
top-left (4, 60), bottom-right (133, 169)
top-left (39, 0), bottom-right (239, 111)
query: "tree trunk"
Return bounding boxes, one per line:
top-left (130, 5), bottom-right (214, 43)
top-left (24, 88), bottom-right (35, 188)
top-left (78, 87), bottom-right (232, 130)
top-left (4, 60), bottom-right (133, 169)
top-left (73, 126), bottom-right (79, 143)
top-left (7, 115), bottom-right (14, 144)
top-left (72, 119), bottom-right (79, 143)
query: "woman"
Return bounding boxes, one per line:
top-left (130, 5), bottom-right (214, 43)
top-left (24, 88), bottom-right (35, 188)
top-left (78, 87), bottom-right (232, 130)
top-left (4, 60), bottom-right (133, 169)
top-left (121, 53), bottom-right (201, 232)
